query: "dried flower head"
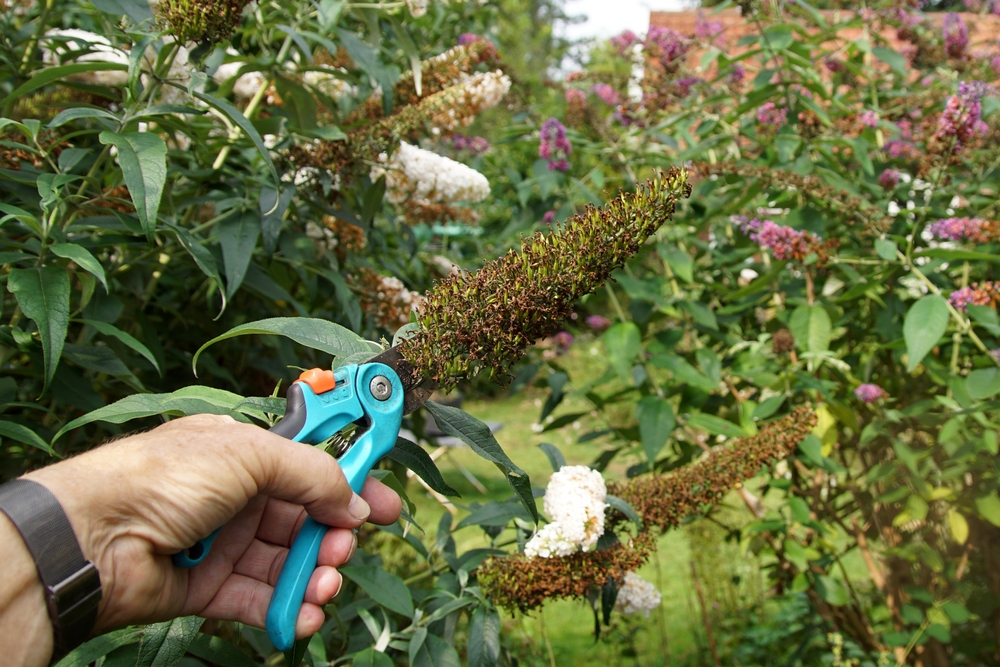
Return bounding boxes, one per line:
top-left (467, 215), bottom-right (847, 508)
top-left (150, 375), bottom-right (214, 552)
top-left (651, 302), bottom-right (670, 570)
top-left (400, 169), bottom-right (691, 390)
top-left (158, 0), bottom-right (250, 43)
top-left (771, 329), bottom-right (795, 355)
top-left (478, 409), bottom-right (815, 611)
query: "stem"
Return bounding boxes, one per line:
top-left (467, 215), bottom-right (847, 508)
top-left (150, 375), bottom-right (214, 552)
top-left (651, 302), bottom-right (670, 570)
top-left (605, 283), bottom-right (628, 322)
top-left (689, 560), bottom-right (721, 667)
top-left (539, 609), bottom-right (557, 667)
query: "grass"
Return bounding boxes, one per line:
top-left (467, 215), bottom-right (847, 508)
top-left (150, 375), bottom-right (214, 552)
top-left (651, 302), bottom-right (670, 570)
top-left (383, 336), bottom-right (869, 666)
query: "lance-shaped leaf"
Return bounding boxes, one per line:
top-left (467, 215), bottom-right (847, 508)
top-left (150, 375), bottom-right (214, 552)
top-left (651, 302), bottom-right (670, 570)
top-left (8, 267), bottom-right (70, 393)
top-left (99, 130), bottom-right (167, 242)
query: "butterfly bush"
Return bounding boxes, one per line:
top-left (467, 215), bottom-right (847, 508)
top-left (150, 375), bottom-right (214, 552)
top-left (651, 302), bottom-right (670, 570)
top-left (942, 13), bottom-right (968, 58)
top-left (756, 102), bottom-right (787, 127)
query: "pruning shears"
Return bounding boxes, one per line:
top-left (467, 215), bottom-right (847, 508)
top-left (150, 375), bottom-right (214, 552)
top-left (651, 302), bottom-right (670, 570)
top-left (171, 347), bottom-right (435, 651)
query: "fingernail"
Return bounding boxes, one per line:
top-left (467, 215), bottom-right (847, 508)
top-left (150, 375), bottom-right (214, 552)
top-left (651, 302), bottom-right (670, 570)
top-left (347, 534), bottom-right (358, 562)
top-left (331, 571), bottom-right (344, 599)
top-left (348, 493), bottom-right (370, 521)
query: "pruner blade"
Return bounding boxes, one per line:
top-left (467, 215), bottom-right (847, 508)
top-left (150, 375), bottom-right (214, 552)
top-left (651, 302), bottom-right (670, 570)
top-left (365, 345), bottom-right (437, 415)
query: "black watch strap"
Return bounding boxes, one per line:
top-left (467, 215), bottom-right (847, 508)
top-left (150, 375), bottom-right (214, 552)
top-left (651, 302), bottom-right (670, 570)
top-left (0, 479), bottom-right (102, 661)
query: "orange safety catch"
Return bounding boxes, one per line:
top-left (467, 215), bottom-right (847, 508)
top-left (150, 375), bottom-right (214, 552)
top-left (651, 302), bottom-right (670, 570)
top-left (297, 368), bottom-right (337, 394)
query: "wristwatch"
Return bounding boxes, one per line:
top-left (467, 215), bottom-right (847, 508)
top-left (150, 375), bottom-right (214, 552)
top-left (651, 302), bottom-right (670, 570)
top-left (0, 479), bottom-right (102, 661)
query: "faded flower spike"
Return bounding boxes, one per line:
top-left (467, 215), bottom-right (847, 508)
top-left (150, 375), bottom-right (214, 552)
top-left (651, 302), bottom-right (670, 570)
top-left (399, 168), bottom-right (691, 390)
top-left (158, 0), bottom-right (250, 43)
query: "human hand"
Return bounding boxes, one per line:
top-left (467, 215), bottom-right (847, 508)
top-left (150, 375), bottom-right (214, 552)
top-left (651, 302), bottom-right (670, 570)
top-left (25, 414), bottom-right (402, 638)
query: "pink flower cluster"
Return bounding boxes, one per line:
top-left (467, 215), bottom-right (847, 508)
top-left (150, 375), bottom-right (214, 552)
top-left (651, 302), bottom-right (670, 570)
top-left (457, 33), bottom-right (482, 46)
top-left (855, 384), bottom-right (886, 404)
top-left (611, 30), bottom-right (639, 55)
top-left (591, 83), bottom-right (620, 106)
top-left (824, 57), bottom-right (845, 73)
top-left (539, 118), bottom-right (571, 172)
top-left (756, 102), bottom-right (787, 127)
top-left (695, 11), bottom-right (724, 43)
top-left (935, 81), bottom-right (991, 152)
top-left (565, 88), bottom-right (585, 105)
top-left (928, 217), bottom-right (988, 241)
top-left (553, 331), bottom-right (574, 351)
top-left (878, 169), bottom-right (900, 190)
top-left (675, 76), bottom-right (702, 98)
top-left (451, 134), bottom-right (490, 154)
top-left (948, 282), bottom-right (999, 311)
top-left (586, 314), bottom-right (613, 332)
top-left (858, 110), bottom-right (879, 129)
top-left (543, 210), bottom-right (556, 223)
top-left (646, 25), bottom-right (690, 69)
top-left (737, 217), bottom-right (822, 261)
top-left (943, 14), bottom-right (968, 58)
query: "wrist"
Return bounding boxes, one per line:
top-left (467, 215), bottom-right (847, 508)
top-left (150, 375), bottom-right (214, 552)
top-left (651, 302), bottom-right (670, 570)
top-left (0, 512), bottom-right (54, 667)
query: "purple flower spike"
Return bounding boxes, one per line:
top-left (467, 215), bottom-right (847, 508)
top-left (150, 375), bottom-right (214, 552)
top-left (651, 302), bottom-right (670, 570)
top-left (855, 384), bottom-right (887, 404)
top-left (756, 102), bottom-right (787, 127)
top-left (554, 331), bottom-right (574, 351)
top-left (591, 83), bottom-right (620, 106)
top-left (943, 13), bottom-right (968, 59)
top-left (878, 169), bottom-right (900, 190)
top-left (539, 118), bottom-right (572, 172)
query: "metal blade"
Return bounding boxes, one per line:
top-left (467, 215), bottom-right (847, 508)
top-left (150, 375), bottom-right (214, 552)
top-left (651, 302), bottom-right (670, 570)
top-left (366, 346), bottom-right (437, 415)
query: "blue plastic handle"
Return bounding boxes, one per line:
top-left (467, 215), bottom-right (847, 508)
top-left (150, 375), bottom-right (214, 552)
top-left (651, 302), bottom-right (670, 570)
top-left (265, 362), bottom-right (404, 651)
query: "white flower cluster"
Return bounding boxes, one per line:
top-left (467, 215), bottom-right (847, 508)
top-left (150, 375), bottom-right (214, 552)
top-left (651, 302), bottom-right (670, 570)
top-left (373, 142), bottom-right (490, 204)
top-left (430, 70), bottom-right (511, 134)
top-left (42, 30), bottom-right (128, 87)
top-left (213, 49), bottom-right (267, 100)
top-left (303, 68), bottom-right (356, 101)
top-left (376, 276), bottom-right (422, 327)
top-left (524, 465), bottom-right (608, 559)
top-left (406, 0), bottom-right (429, 17)
top-left (614, 572), bottom-right (662, 617)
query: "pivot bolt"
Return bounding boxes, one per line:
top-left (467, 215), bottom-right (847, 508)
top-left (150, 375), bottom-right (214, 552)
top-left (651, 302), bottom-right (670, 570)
top-left (370, 375), bottom-right (392, 401)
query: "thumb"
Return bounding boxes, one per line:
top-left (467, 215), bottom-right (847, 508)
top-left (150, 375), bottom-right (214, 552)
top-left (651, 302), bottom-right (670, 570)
top-left (238, 424), bottom-right (370, 528)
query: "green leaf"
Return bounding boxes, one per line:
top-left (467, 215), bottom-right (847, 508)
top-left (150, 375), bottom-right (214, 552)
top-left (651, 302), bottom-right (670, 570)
top-left (352, 648), bottom-right (393, 667)
top-left (604, 322), bottom-right (641, 380)
top-left (763, 25), bottom-right (793, 50)
top-left (81, 319), bottom-right (160, 373)
top-left (537, 442), bottom-right (565, 472)
top-left (903, 295), bottom-right (949, 371)
top-left (815, 575), bottom-right (848, 606)
top-left (54, 628), bottom-right (143, 667)
top-left (467, 606), bottom-right (501, 667)
top-left (193, 91), bottom-right (279, 186)
top-left (967, 368), bottom-right (1000, 400)
top-left (49, 242), bottom-right (107, 290)
top-left (947, 510), bottom-right (969, 545)
top-left (218, 210), bottom-right (260, 299)
top-left (136, 617), bottom-right (204, 667)
top-left (687, 412), bottom-right (746, 437)
top-left (680, 301), bottom-right (718, 330)
top-left (8, 267), bottom-right (70, 392)
top-left (873, 46), bottom-right (907, 75)
top-left (789, 304), bottom-right (831, 354)
top-left (975, 494), bottom-right (1000, 527)
top-left (0, 420), bottom-right (58, 456)
top-left (192, 317), bottom-right (378, 374)
top-left (658, 245), bottom-right (694, 283)
top-left (54, 386), bottom-right (253, 441)
top-left (387, 437), bottom-right (459, 497)
top-left (187, 634), bottom-right (259, 667)
top-left (753, 395), bottom-right (785, 420)
top-left (166, 223), bottom-right (226, 312)
top-left (0, 63), bottom-right (128, 108)
top-left (651, 354), bottom-right (718, 393)
top-left (48, 107), bottom-right (120, 129)
top-left (424, 400), bottom-right (537, 522)
top-left (411, 634), bottom-right (461, 667)
top-left (942, 602), bottom-right (970, 624)
top-left (606, 494), bottom-right (642, 528)
top-left (340, 565), bottom-right (414, 618)
top-left (284, 636), bottom-right (311, 667)
top-left (637, 396), bottom-right (675, 463)
top-left (98, 131), bottom-right (167, 242)
top-left (875, 238), bottom-right (897, 261)
top-left (62, 343), bottom-right (144, 389)
top-left (89, 0), bottom-right (153, 23)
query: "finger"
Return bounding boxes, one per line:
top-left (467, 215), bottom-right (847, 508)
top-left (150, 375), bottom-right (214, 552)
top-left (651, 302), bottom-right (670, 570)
top-left (303, 566), bottom-right (342, 605)
top-left (234, 528), bottom-right (355, 586)
top-left (236, 424), bottom-right (371, 528)
top-left (359, 477), bottom-right (403, 526)
top-left (295, 603), bottom-right (326, 638)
